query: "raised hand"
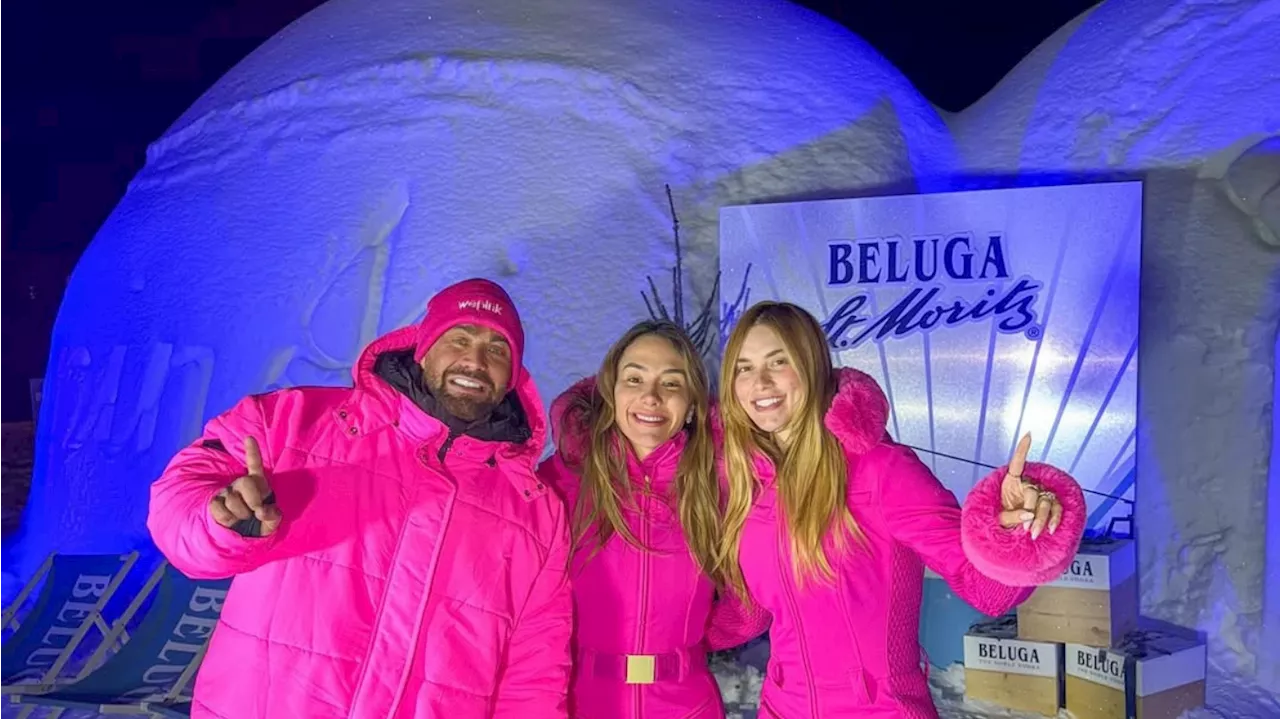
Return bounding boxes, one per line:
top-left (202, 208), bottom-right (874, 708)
top-left (997, 433), bottom-right (1062, 540)
top-left (209, 436), bottom-right (281, 537)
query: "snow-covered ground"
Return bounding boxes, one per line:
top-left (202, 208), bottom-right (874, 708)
top-left (711, 652), bottom-right (1280, 719)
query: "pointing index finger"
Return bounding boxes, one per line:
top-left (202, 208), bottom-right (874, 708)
top-left (243, 436), bottom-right (265, 477)
top-left (1008, 433), bottom-right (1031, 480)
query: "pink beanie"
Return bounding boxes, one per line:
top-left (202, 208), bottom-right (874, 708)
top-left (413, 278), bottom-right (526, 390)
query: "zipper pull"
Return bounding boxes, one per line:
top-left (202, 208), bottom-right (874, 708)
top-left (436, 429), bottom-right (461, 463)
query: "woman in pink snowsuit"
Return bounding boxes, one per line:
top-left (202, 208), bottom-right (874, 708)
top-left (717, 302), bottom-right (1087, 719)
top-left (537, 321), bottom-right (768, 719)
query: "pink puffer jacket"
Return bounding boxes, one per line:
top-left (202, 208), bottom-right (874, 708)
top-left (739, 369), bottom-right (1085, 719)
top-left (537, 379), bottom-right (769, 719)
top-left (147, 324), bottom-right (572, 719)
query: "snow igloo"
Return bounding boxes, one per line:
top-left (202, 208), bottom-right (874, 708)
top-left (15, 0), bottom-right (954, 574)
top-left (11, 0), bottom-right (1280, 708)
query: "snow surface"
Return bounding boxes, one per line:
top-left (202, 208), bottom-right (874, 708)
top-left (9, 0), bottom-right (1280, 715)
top-left (16, 0), bottom-right (954, 585)
top-left (712, 655), bottom-right (1280, 718)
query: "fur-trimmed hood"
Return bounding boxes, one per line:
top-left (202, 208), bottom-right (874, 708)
top-left (548, 376), bottom-right (597, 468)
top-left (822, 367), bottom-right (891, 456)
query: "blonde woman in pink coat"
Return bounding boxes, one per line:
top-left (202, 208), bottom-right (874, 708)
top-left (538, 320), bottom-right (768, 719)
top-left (717, 302), bottom-right (1086, 718)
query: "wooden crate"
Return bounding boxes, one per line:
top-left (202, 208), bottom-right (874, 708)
top-left (963, 615), bottom-right (1063, 716)
top-left (1065, 625), bottom-right (1206, 719)
top-left (1017, 537), bottom-right (1139, 646)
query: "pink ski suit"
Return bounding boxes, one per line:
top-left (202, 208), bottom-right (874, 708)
top-left (147, 322), bottom-right (572, 719)
top-left (537, 379), bottom-right (769, 719)
top-left (738, 369), bottom-right (1085, 718)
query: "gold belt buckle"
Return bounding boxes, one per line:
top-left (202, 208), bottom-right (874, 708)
top-left (625, 655), bottom-right (655, 684)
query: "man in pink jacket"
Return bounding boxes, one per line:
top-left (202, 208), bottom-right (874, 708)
top-left (147, 278), bottom-right (572, 719)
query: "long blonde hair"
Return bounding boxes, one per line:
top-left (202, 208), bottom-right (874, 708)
top-left (559, 321), bottom-right (722, 579)
top-left (716, 302), bottom-right (862, 597)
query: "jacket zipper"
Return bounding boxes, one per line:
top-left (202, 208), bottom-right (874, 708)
top-left (778, 521), bottom-right (818, 717)
top-left (381, 427), bottom-right (460, 716)
top-left (633, 474), bottom-right (652, 719)
top-left (436, 429), bottom-right (460, 462)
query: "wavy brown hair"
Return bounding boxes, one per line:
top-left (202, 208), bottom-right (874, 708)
top-left (716, 302), bottom-right (863, 597)
top-left (559, 321), bottom-right (722, 579)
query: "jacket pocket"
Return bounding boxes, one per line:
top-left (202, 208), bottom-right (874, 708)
top-left (430, 506), bottom-right (518, 618)
top-left (865, 667), bottom-right (931, 709)
top-left (853, 667), bottom-right (876, 705)
top-left (767, 664), bottom-right (874, 705)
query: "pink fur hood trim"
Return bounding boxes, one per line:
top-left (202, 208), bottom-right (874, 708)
top-left (823, 367), bottom-right (892, 455)
top-left (548, 376), bottom-right (596, 467)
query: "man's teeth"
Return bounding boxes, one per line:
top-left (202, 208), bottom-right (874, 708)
top-left (754, 397), bottom-right (782, 409)
top-left (451, 377), bottom-right (483, 389)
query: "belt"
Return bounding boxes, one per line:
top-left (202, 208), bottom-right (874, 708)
top-left (577, 647), bottom-right (704, 685)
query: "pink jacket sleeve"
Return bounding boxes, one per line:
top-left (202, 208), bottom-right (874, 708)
top-left (873, 444), bottom-right (1036, 617)
top-left (147, 394), bottom-right (283, 579)
top-left (705, 588), bottom-right (771, 651)
top-left (493, 497), bottom-right (574, 718)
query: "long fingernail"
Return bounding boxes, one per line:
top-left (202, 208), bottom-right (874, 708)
top-left (1049, 523), bottom-right (1058, 535)
top-left (1022, 520), bottom-right (1031, 532)
top-left (1031, 527), bottom-right (1042, 540)
top-left (1021, 512), bottom-right (1034, 522)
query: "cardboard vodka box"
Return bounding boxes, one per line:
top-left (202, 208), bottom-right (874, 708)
top-left (1065, 625), bottom-right (1206, 719)
top-left (963, 615), bottom-right (1063, 716)
top-left (1017, 537), bottom-right (1139, 646)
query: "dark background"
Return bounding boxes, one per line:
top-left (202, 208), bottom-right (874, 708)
top-left (1, 0), bottom-right (1098, 421)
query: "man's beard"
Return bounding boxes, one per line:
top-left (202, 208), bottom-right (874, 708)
top-left (426, 368), bottom-right (501, 422)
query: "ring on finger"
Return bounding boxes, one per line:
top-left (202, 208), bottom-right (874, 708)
top-left (1037, 490), bottom-right (1057, 504)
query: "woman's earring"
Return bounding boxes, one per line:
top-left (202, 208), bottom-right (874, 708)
top-left (685, 411), bottom-right (694, 425)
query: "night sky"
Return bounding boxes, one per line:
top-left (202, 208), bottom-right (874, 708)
top-left (1, 0), bottom-right (1097, 421)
